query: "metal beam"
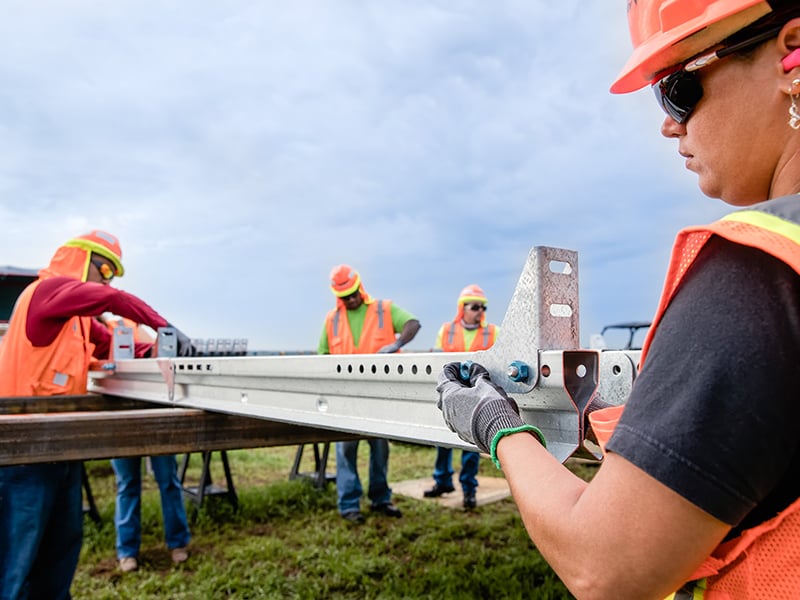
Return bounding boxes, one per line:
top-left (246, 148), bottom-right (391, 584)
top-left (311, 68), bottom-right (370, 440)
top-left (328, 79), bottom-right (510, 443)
top-left (0, 394), bottom-right (358, 465)
top-left (88, 247), bottom-right (641, 464)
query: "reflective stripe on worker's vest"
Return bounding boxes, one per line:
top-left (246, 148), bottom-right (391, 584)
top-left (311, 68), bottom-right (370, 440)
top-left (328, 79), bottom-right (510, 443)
top-left (376, 298), bottom-right (384, 329)
top-left (722, 209), bottom-right (800, 245)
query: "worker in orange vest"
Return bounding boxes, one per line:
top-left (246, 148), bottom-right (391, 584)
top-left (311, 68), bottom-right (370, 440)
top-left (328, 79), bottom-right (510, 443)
top-left (319, 264), bottom-right (420, 524)
top-left (0, 230), bottom-right (195, 599)
top-left (424, 284), bottom-right (498, 509)
top-left (437, 1), bottom-right (800, 598)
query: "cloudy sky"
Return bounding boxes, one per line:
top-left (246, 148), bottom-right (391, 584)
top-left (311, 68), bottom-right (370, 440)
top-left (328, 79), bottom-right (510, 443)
top-left (0, 1), bottom-right (730, 352)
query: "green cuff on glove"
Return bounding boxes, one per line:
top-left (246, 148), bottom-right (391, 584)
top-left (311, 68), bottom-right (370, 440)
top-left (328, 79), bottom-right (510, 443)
top-left (489, 424), bottom-right (546, 469)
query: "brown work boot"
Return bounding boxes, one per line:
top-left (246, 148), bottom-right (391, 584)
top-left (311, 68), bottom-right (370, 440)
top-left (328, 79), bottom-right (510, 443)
top-left (118, 556), bottom-right (138, 573)
top-left (171, 547), bottom-right (189, 564)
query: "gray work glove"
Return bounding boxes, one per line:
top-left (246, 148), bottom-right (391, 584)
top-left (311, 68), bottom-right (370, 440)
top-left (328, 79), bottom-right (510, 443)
top-left (377, 340), bottom-right (402, 354)
top-left (168, 324), bottom-right (198, 357)
top-left (436, 362), bottom-right (545, 466)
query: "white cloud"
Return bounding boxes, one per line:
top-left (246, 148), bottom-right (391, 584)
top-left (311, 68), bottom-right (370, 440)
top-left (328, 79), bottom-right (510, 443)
top-left (0, 1), bottom-right (730, 350)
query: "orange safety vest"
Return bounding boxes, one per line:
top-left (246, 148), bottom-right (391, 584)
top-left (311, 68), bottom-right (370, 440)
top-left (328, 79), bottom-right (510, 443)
top-left (440, 321), bottom-right (497, 352)
top-left (589, 196), bottom-right (800, 599)
top-left (0, 280), bottom-right (95, 396)
top-left (325, 299), bottom-right (397, 355)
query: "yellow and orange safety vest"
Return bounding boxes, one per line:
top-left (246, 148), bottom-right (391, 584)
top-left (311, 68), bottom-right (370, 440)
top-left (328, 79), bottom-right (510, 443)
top-left (439, 321), bottom-right (497, 352)
top-left (590, 196), bottom-right (800, 599)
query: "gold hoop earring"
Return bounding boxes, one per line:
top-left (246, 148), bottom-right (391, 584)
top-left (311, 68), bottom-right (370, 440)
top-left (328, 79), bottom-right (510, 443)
top-left (789, 79), bottom-right (800, 130)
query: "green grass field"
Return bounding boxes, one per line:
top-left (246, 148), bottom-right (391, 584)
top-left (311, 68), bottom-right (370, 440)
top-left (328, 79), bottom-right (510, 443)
top-left (74, 443), bottom-right (591, 599)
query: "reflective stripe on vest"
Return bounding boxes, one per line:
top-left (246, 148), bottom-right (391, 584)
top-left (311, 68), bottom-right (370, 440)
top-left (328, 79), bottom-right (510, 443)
top-left (589, 195), bottom-right (800, 598)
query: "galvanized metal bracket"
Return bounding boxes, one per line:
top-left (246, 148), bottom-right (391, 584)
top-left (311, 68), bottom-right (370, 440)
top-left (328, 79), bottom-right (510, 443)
top-left (112, 326), bottom-right (134, 360)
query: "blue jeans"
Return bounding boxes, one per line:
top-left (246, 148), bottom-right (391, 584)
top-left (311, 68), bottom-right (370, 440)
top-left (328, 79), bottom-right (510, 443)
top-left (433, 447), bottom-right (480, 494)
top-left (0, 462), bottom-right (83, 600)
top-left (111, 456), bottom-right (191, 559)
top-left (335, 439), bottom-right (392, 514)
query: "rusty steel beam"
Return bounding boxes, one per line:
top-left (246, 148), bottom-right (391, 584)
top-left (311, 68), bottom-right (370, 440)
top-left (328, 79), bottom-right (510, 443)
top-left (0, 394), bottom-right (152, 414)
top-left (0, 394), bottom-right (358, 466)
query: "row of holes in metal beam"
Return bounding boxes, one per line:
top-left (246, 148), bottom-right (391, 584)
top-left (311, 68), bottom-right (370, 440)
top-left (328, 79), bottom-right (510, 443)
top-left (336, 363), bottom-right (435, 376)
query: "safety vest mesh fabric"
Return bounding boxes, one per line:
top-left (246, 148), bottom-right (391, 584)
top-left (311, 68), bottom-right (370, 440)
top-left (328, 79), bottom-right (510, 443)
top-left (325, 299), bottom-right (396, 354)
top-left (441, 321), bottom-right (497, 352)
top-left (588, 196), bottom-right (800, 599)
top-left (0, 281), bottom-right (94, 396)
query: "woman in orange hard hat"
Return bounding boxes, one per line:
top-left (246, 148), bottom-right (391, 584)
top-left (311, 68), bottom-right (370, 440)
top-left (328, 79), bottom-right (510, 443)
top-left (424, 285), bottom-right (499, 510)
top-left (437, 2), bottom-right (800, 598)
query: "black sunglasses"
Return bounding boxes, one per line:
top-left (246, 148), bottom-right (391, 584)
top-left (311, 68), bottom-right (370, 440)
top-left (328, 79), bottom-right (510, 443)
top-left (91, 258), bottom-right (115, 281)
top-left (465, 303), bottom-right (486, 312)
top-left (654, 25), bottom-right (783, 124)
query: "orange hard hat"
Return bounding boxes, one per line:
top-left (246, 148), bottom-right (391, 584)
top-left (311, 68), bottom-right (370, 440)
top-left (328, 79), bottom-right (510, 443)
top-left (64, 230), bottom-right (125, 276)
top-left (458, 284), bottom-right (488, 306)
top-left (611, 0), bottom-right (773, 93)
top-left (329, 264), bottom-right (361, 297)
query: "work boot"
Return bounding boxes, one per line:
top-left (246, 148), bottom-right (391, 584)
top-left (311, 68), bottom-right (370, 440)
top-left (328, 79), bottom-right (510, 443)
top-left (370, 503), bottom-right (402, 518)
top-left (119, 556), bottom-right (138, 573)
top-left (463, 491), bottom-right (477, 510)
top-left (171, 547), bottom-right (189, 564)
top-left (423, 482), bottom-right (455, 498)
top-left (341, 510), bottom-right (365, 524)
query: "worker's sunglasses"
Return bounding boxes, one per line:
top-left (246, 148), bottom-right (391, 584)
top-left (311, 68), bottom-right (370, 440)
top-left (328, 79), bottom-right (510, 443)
top-left (465, 304), bottom-right (486, 312)
top-left (653, 25), bottom-right (782, 124)
top-left (91, 258), bottom-right (115, 281)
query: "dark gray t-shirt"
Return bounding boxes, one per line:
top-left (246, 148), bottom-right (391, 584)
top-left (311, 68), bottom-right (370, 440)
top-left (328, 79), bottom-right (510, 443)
top-left (607, 236), bottom-right (800, 538)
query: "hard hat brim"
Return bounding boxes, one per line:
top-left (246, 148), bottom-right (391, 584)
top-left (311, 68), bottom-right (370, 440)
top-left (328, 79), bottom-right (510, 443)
top-left (610, 1), bottom-right (769, 94)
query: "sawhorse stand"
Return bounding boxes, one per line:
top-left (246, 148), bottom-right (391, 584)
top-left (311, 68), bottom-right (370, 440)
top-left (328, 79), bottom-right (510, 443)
top-left (179, 451), bottom-right (238, 511)
top-left (289, 443), bottom-right (336, 489)
top-left (81, 463), bottom-right (102, 525)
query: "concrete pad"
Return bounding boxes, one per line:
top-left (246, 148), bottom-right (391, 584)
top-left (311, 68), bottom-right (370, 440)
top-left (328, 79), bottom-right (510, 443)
top-left (392, 476), bottom-right (511, 509)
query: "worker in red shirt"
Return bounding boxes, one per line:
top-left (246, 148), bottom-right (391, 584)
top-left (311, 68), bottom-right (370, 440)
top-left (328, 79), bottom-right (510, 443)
top-left (0, 230), bottom-right (195, 600)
